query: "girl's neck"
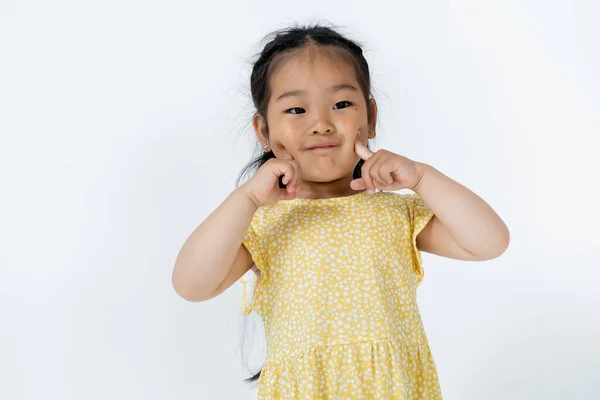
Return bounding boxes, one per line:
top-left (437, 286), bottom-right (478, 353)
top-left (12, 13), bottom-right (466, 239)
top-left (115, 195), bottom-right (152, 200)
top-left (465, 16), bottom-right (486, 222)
top-left (294, 178), bottom-right (364, 200)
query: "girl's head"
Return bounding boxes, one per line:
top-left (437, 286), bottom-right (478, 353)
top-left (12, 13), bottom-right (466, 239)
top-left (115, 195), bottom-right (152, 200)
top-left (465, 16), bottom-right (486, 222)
top-left (236, 22), bottom-right (378, 195)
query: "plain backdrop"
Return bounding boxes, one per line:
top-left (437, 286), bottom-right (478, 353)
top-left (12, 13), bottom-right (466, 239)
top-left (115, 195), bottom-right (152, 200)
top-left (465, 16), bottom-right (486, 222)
top-left (1, 1), bottom-right (599, 399)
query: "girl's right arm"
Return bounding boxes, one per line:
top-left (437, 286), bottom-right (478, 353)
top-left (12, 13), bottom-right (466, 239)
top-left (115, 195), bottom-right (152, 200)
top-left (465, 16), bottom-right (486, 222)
top-left (171, 188), bottom-right (258, 302)
top-left (171, 154), bottom-right (302, 302)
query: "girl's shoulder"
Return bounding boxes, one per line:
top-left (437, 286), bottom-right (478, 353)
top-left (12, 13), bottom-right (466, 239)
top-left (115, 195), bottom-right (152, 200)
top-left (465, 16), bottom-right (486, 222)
top-left (247, 200), bottom-right (289, 234)
top-left (363, 190), bottom-right (426, 214)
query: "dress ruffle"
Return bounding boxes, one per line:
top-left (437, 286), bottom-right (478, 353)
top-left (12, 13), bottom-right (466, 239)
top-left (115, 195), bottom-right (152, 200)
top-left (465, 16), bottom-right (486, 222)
top-left (258, 336), bottom-right (442, 399)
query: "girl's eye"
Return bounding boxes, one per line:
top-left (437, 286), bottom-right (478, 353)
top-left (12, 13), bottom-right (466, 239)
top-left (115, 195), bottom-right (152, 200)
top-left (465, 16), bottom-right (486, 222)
top-left (286, 107), bottom-right (306, 115)
top-left (333, 101), bottom-right (352, 110)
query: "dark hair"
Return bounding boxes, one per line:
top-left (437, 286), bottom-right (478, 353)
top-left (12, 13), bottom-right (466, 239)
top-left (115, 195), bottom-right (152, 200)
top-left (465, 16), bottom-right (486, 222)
top-left (236, 21), bottom-right (377, 384)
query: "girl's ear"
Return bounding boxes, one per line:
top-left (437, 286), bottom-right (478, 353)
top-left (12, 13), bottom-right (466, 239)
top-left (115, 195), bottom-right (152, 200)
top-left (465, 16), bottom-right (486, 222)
top-left (252, 113), bottom-right (270, 151)
top-left (368, 98), bottom-right (378, 139)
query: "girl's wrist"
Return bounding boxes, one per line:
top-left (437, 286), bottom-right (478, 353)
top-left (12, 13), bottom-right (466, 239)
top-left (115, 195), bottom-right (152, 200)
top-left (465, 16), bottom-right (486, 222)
top-left (235, 186), bottom-right (261, 212)
top-left (411, 162), bottom-right (432, 192)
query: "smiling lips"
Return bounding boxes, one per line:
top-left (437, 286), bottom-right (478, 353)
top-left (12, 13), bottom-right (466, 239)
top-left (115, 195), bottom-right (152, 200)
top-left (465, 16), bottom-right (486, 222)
top-left (306, 142), bottom-right (339, 150)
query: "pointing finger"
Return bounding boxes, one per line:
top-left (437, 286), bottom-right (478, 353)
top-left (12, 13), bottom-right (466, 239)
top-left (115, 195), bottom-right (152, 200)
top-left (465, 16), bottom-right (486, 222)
top-left (355, 136), bottom-right (374, 161)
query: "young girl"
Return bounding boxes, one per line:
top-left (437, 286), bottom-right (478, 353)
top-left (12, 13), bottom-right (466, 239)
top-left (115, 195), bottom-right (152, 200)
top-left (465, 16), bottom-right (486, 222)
top-left (172, 23), bottom-right (510, 399)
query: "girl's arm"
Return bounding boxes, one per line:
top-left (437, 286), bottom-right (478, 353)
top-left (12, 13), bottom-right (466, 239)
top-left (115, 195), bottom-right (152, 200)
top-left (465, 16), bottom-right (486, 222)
top-left (413, 163), bottom-right (510, 261)
top-left (172, 188), bottom-right (257, 301)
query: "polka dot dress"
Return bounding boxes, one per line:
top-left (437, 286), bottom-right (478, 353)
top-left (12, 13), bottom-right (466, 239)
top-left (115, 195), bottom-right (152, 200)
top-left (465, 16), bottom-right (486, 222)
top-left (239, 190), bottom-right (443, 399)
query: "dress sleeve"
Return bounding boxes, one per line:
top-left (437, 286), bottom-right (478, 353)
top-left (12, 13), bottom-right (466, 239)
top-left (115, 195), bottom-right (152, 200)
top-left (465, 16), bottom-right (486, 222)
top-left (403, 193), bottom-right (435, 285)
top-left (239, 214), bottom-right (267, 315)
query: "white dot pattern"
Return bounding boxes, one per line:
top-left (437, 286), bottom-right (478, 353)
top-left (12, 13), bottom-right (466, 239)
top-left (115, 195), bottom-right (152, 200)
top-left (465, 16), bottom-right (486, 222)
top-left (240, 191), bottom-right (442, 399)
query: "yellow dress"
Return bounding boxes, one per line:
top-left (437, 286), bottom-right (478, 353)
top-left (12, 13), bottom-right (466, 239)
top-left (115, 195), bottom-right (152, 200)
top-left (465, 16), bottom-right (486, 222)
top-left (239, 190), bottom-right (443, 399)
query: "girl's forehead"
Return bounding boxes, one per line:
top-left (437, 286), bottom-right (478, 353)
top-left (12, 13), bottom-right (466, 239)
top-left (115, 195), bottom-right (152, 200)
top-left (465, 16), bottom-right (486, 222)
top-left (270, 52), bottom-right (357, 94)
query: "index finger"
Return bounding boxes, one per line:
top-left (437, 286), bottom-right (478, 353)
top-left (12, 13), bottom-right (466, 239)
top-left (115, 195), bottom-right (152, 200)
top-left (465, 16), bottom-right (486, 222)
top-left (355, 129), bottom-right (374, 161)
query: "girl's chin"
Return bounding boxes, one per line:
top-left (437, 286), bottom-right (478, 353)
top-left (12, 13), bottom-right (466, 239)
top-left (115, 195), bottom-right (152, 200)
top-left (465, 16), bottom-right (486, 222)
top-left (300, 169), bottom-right (354, 183)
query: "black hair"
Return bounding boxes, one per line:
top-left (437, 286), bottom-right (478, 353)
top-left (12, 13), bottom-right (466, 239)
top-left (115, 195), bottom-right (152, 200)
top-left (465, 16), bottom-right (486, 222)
top-left (235, 21), bottom-right (377, 384)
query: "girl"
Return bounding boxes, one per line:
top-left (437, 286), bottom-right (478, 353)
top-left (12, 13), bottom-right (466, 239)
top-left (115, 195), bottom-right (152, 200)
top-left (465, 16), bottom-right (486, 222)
top-left (172, 23), bottom-right (510, 399)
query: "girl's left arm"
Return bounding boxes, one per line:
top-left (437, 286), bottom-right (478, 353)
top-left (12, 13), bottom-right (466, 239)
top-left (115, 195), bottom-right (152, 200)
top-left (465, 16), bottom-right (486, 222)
top-left (412, 162), bottom-right (510, 261)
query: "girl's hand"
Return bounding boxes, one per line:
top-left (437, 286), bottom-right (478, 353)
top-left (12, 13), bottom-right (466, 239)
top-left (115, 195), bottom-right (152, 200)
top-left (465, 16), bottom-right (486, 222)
top-left (351, 129), bottom-right (424, 194)
top-left (240, 149), bottom-right (301, 208)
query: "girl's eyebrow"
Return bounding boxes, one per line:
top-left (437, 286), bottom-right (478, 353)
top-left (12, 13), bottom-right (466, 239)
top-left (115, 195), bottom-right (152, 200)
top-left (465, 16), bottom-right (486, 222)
top-left (275, 83), bottom-right (359, 102)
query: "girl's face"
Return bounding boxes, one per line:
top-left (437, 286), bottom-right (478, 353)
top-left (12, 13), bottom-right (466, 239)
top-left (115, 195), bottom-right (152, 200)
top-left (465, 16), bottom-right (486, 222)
top-left (254, 49), bottom-right (377, 196)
